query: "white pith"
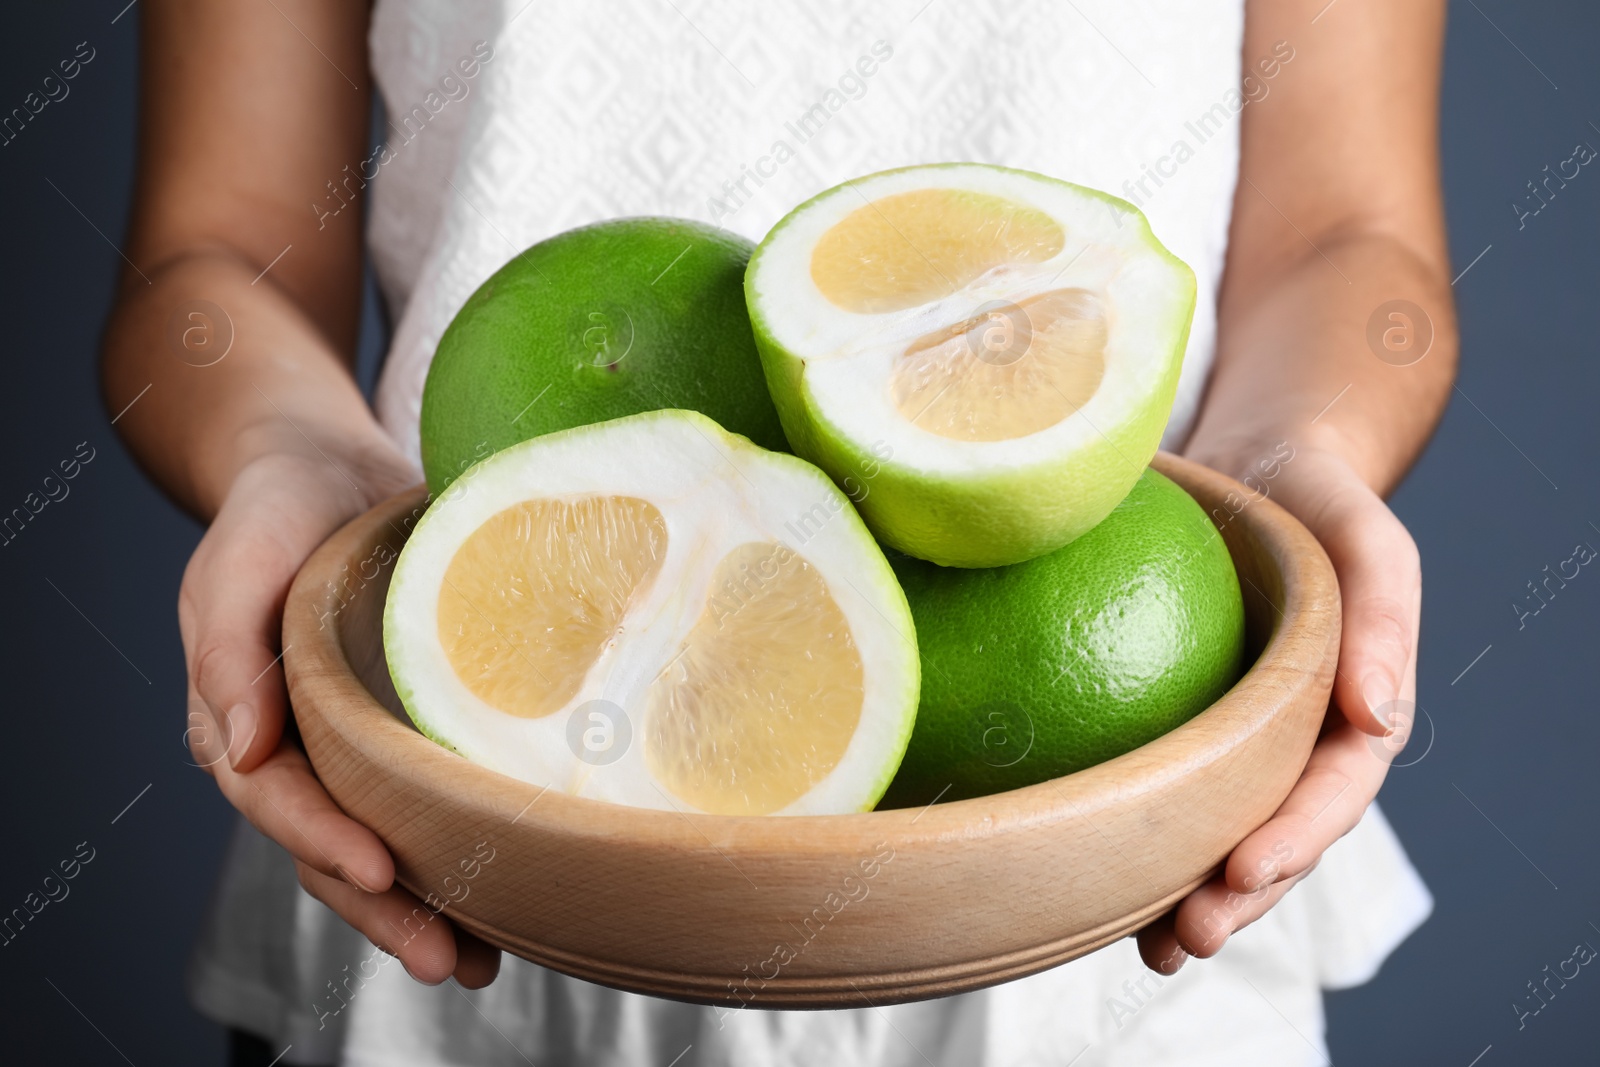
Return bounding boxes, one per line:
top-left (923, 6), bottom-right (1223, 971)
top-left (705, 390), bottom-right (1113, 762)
top-left (384, 411), bottom-right (918, 816)
top-left (748, 165), bottom-right (1192, 474)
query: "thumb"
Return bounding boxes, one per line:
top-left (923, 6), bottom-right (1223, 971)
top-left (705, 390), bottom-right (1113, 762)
top-left (190, 622), bottom-right (287, 772)
top-left (1286, 462), bottom-right (1421, 738)
top-left (183, 516), bottom-right (306, 773)
top-left (181, 449), bottom-right (411, 774)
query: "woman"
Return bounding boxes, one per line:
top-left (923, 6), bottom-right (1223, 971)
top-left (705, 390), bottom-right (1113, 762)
top-left (105, 1), bottom-right (1452, 1063)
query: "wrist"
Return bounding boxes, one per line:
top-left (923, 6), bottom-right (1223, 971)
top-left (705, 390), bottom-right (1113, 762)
top-left (1182, 420), bottom-right (1348, 486)
top-left (205, 410), bottom-right (417, 520)
top-left (221, 441), bottom-right (418, 535)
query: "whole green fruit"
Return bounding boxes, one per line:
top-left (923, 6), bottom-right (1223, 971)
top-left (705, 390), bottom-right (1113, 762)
top-left (881, 468), bottom-right (1246, 806)
top-left (421, 217), bottom-right (786, 493)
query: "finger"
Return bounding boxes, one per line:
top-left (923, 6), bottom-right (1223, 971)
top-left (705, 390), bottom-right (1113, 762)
top-left (1289, 473), bottom-right (1421, 737)
top-left (183, 475), bottom-right (331, 773)
top-left (1222, 718), bottom-right (1386, 893)
top-left (186, 528), bottom-right (300, 773)
top-left (191, 626), bottom-right (285, 773)
top-left (295, 861), bottom-right (459, 985)
top-left (1135, 909), bottom-right (1189, 976)
top-left (183, 679), bottom-right (230, 778)
top-left (214, 741), bottom-right (395, 894)
top-left (178, 560), bottom-right (233, 777)
top-left (1174, 863), bottom-right (1318, 959)
top-left (452, 928), bottom-right (503, 989)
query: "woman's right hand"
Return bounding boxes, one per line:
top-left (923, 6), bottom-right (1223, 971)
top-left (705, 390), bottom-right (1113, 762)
top-left (179, 441), bottom-right (502, 989)
top-left (99, 0), bottom-right (499, 995)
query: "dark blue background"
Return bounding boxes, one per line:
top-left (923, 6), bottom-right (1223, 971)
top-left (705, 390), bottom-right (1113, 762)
top-left (0, 3), bottom-right (1594, 1063)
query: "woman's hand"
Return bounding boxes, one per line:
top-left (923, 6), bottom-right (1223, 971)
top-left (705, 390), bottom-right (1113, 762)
top-left (179, 438), bottom-right (503, 989)
top-left (1127, 0), bottom-right (1454, 975)
top-left (105, 0), bottom-right (505, 995)
top-left (1136, 442), bottom-right (1421, 972)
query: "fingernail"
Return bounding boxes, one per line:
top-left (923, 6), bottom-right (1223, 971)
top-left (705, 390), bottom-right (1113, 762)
top-left (225, 703), bottom-right (258, 770)
top-left (336, 863), bottom-right (379, 894)
top-left (1361, 673), bottom-right (1396, 734)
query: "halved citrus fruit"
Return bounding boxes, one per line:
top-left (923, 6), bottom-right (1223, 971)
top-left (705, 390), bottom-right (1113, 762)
top-left (383, 410), bottom-right (919, 816)
top-left (745, 164), bottom-right (1197, 567)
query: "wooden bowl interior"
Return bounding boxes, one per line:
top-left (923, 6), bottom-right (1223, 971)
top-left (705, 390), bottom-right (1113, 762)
top-left (287, 451), bottom-right (1336, 1008)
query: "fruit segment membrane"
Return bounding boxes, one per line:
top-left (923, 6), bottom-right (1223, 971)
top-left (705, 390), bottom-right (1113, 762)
top-left (809, 188), bottom-right (1109, 443)
top-left (437, 497), bottom-right (863, 815)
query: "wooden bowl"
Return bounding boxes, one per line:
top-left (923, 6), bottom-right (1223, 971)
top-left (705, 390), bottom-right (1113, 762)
top-left (283, 451), bottom-right (1337, 1009)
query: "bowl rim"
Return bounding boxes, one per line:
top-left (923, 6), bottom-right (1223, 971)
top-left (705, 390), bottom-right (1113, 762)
top-left (285, 449), bottom-right (1339, 856)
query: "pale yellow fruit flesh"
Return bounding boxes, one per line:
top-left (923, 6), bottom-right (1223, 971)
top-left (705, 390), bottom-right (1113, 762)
top-left (810, 189), bottom-right (1107, 443)
top-left (810, 189), bottom-right (1066, 313)
top-left (438, 496), bottom-right (668, 719)
top-left (437, 500), bottom-right (865, 815)
top-left (645, 541), bottom-right (864, 815)
top-left (893, 288), bottom-right (1107, 442)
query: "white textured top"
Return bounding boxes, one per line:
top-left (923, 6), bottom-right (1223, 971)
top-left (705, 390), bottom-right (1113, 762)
top-left (187, 3), bottom-right (1434, 1064)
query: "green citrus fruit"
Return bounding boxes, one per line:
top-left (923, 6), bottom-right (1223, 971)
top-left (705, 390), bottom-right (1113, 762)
top-left (421, 218), bottom-right (786, 494)
top-left (387, 410), bottom-right (919, 816)
top-left (879, 467), bottom-right (1245, 806)
top-left (745, 163), bottom-right (1196, 568)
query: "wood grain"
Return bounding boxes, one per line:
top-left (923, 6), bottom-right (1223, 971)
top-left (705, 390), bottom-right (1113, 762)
top-left (282, 451), bottom-right (1339, 1009)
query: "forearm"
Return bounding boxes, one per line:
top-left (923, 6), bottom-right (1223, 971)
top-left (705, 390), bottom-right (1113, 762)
top-left (102, 249), bottom-right (406, 520)
top-left (1184, 232), bottom-right (1458, 496)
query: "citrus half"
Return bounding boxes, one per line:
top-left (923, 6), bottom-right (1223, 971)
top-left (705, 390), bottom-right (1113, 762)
top-left (745, 164), bottom-right (1197, 567)
top-left (384, 410), bottom-right (919, 816)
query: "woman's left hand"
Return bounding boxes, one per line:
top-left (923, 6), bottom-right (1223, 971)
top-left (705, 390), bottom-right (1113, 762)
top-left (1137, 442), bottom-right (1420, 972)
